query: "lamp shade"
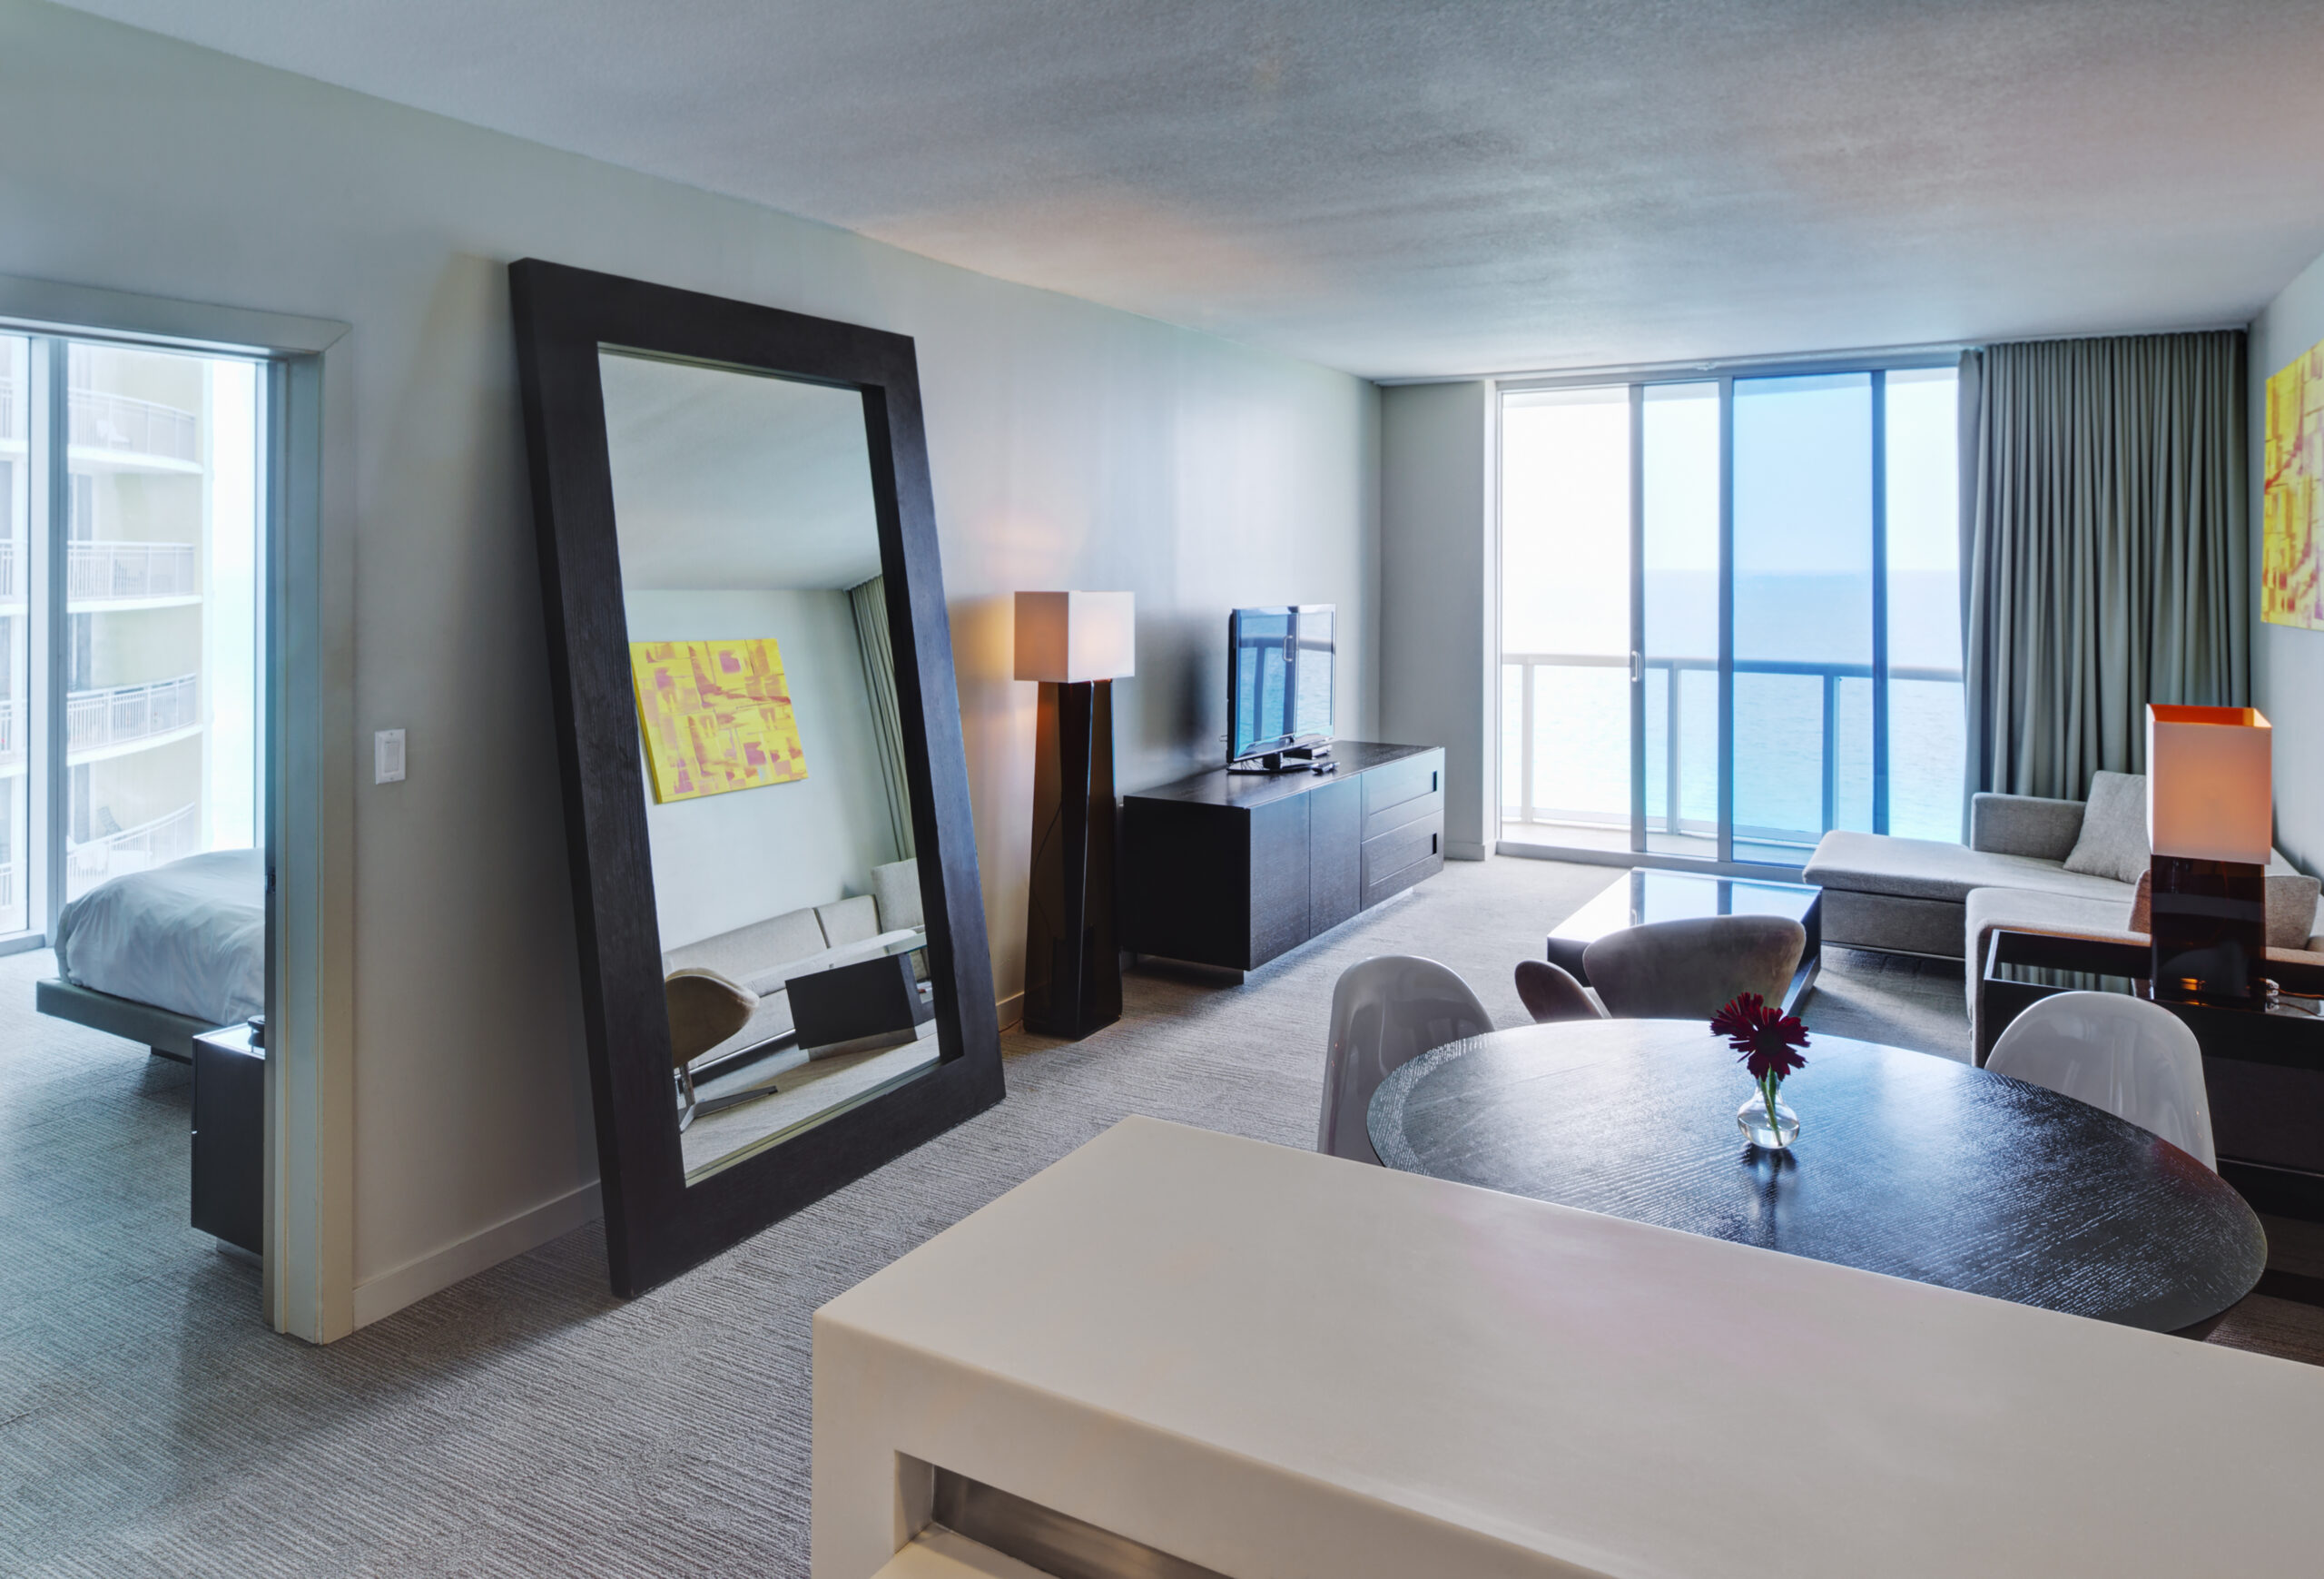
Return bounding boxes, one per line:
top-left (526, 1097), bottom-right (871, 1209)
top-left (2147, 705), bottom-right (2272, 864)
top-left (1014, 591), bottom-right (1135, 683)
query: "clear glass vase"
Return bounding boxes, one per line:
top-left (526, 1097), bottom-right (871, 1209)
top-left (1737, 1086), bottom-right (1798, 1150)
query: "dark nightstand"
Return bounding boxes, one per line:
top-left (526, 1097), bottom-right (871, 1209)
top-left (192, 1021), bottom-right (264, 1256)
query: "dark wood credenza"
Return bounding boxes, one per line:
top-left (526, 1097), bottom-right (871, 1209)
top-left (1118, 743), bottom-right (1446, 976)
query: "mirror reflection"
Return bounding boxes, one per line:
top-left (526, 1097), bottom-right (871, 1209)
top-left (600, 350), bottom-right (938, 1184)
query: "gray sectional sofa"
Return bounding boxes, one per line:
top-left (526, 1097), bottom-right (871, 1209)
top-left (1802, 786), bottom-right (2324, 1055)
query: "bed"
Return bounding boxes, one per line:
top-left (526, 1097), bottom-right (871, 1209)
top-left (36, 848), bottom-right (265, 1061)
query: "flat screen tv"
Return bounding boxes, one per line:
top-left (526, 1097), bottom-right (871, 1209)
top-left (1228, 604), bottom-right (1334, 764)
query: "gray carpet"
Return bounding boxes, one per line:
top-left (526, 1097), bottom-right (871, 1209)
top-left (0, 858), bottom-right (1977, 1575)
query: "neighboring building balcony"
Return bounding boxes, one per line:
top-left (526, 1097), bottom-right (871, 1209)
top-left (70, 540), bottom-right (200, 607)
top-left (69, 674), bottom-right (199, 761)
top-left (70, 386), bottom-right (200, 469)
top-left (0, 695), bottom-right (15, 771)
top-left (0, 539), bottom-right (16, 605)
top-left (68, 801), bottom-right (197, 892)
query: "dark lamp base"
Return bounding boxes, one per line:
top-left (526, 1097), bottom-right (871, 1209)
top-left (2150, 854), bottom-right (2266, 1009)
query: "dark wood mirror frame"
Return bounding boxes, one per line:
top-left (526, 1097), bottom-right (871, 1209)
top-left (509, 259), bottom-right (1002, 1297)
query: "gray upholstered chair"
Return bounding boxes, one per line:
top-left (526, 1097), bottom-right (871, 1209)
top-left (1581, 916), bottom-right (1806, 1021)
top-left (1513, 960), bottom-right (1606, 1024)
top-left (1318, 956), bottom-right (1493, 1165)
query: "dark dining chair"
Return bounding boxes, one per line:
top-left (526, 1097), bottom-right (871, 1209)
top-left (1513, 959), bottom-right (1606, 1024)
top-left (1581, 915), bottom-right (1805, 1021)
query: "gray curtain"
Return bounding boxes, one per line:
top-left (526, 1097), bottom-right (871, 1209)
top-left (848, 575), bottom-right (917, 861)
top-left (1960, 330), bottom-right (2248, 812)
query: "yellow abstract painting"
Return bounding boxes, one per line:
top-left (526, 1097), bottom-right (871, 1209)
top-left (2265, 335), bottom-right (2324, 629)
top-left (630, 638), bottom-right (808, 804)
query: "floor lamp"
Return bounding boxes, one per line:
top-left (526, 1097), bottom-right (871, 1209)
top-left (1017, 591), bottom-right (1134, 1039)
top-left (2147, 704), bottom-right (2273, 1007)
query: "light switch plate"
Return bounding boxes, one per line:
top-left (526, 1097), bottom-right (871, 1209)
top-left (375, 728), bottom-right (406, 785)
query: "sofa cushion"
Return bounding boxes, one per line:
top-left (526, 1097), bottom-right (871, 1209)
top-left (1962, 886), bottom-right (2142, 1021)
top-left (1805, 830), bottom-right (2136, 906)
top-left (870, 859), bottom-right (923, 933)
top-left (816, 894), bottom-right (881, 948)
top-left (663, 904), bottom-right (828, 983)
top-left (2061, 771), bottom-right (2150, 883)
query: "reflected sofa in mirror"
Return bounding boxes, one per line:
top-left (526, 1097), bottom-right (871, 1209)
top-left (511, 260), bottom-right (1000, 1298)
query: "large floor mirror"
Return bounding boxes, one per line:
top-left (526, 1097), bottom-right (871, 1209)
top-left (510, 261), bottom-right (1001, 1297)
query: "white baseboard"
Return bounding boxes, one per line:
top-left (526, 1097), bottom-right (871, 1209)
top-left (351, 1179), bottom-right (603, 1329)
top-left (996, 991), bottom-right (1024, 1031)
top-left (1446, 839), bottom-right (1489, 861)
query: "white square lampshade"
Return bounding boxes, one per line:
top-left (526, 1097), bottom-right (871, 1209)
top-left (2147, 705), bottom-right (2272, 864)
top-left (1014, 591), bottom-right (1135, 683)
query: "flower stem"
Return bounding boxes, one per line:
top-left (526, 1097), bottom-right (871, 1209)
top-left (1762, 1071), bottom-right (1781, 1145)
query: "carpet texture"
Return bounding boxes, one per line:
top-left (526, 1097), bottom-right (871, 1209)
top-left (0, 855), bottom-right (2305, 1576)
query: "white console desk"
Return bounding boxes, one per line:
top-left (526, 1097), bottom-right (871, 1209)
top-left (814, 1117), bottom-right (2323, 1578)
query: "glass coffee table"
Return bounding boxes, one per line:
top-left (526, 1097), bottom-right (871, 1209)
top-left (1547, 867), bottom-right (1822, 1012)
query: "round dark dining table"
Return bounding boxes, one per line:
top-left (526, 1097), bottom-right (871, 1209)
top-left (1366, 1019), bottom-right (2267, 1332)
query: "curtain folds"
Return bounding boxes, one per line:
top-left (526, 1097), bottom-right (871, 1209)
top-left (1960, 330), bottom-right (2248, 809)
top-left (848, 575), bottom-right (917, 862)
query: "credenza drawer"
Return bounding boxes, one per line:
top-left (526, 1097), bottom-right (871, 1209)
top-left (1361, 751), bottom-right (1442, 826)
top-left (1363, 785), bottom-right (1443, 843)
top-left (1361, 812), bottom-right (1443, 906)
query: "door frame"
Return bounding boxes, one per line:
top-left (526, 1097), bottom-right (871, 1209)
top-left (0, 273), bottom-right (354, 1342)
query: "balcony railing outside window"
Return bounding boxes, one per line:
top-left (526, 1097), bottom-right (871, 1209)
top-left (69, 541), bottom-right (199, 602)
top-left (67, 801), bottom-right (197, 889)
top-left (69, 388), bottom-right (199, 463)
top-left (1502, 653), bottom-right (1965, 853)
top-left (67, 674), bottom-right (199, 755)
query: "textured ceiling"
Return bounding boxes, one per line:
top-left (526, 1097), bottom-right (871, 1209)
top-left (52, 0), bottom-right (2324, 379)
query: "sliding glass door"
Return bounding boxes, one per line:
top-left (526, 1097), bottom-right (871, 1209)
top-left (1500, 360), bottom-right (1961, 872)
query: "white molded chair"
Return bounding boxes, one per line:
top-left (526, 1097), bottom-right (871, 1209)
top-left (1986, 992), bottom-right (2217, 1169)
top-left (1318, 956), bottom-right (1493, 1165)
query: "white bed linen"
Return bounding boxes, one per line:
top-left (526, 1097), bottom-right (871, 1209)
top-left (54, 848), bottom-right (264, 1026)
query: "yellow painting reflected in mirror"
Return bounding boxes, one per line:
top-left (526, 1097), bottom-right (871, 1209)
top-left (631, 638), bottom-right (808, 803)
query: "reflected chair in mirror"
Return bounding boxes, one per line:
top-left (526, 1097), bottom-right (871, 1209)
top-left (1581, 916), bottom-right (1806, 1021)
top-left (1318, 956), bottom-right (1493, 1166)
top-left (1513, 959), bottom-right (1606, 1024)
top-left (666, 970), bottom-right (760, 1130)
top-left (1986, 992), bottom-right (2218, 1169)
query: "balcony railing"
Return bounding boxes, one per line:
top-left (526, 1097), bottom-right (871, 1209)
top-left (1502, 652), bottom-right (1965, 852)
top-left (68, 674), bottom-right (198, 755)
top-left (68, 801), bottom-right (198, 888)
top-left (70, 387), bottom-right (199, 464)
top-left (70, 540), bottom-right (198, 602)
top-left (0, 696), bottom-right (15, 768)
top-left (0, 540), bottom-right (15, 601)
top-left (0, 376), bottom-right (15, 443)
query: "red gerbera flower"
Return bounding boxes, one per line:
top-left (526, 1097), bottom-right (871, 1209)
top-left (1709, 992), bottom-right (1810, 1083)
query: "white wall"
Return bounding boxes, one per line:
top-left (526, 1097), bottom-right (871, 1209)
top-left (1379, 382), bottom-right (1492, 857)
top-left (0, 0), bottom-right (1378, 1323)
top-left (624, 590), bottom-right (900, 950)
top-left (2251, 245), bottom-right (2324, 874)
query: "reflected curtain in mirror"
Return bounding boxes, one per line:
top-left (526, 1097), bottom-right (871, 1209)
top-left (849, 575), bottom-right (916, 861)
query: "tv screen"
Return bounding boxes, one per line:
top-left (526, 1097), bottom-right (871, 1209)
top-left (1229, 605), bottom-right (1334, 762)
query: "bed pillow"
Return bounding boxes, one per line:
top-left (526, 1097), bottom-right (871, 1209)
top-left (2062, 772), bottom-right (2150, 884)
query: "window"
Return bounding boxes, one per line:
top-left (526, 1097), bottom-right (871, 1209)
top-left (1499, 361), bottom-right (1962, 869)
top-left (0, 334), bottom-right (263, 940)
